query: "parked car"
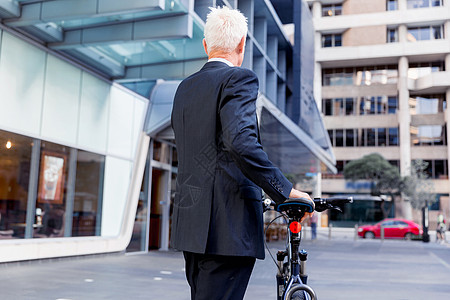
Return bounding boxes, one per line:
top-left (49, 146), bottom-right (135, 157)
top-left (358, 218), bottom-right (422, 240)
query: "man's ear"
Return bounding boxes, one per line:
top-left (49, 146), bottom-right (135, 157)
top-left (202, 39), bottom-right (208, 56)
top-left (237, 36), bottom-right (246, 54)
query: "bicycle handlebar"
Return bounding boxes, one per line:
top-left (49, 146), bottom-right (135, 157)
top-left (313, 196), bottom-right (353, 212)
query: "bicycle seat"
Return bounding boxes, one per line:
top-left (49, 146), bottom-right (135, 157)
top-left (276, 197), bottom-right (315, 214)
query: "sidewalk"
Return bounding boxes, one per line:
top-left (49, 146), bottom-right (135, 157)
top-left (1, 237), bottom-right (449, 299)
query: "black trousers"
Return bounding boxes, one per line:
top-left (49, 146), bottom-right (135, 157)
top-left (183, 251), bottom-right (256, 300)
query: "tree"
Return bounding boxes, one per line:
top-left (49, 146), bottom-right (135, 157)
top-left (343, 153), bottom-right (402, 218)
top-left (402, 160), bottom-right (436, 210)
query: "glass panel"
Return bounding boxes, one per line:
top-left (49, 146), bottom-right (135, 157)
top-left (388, 97), bottom-right (398, 114)
top-left (387, 0), bottom-right (398, 10)
top-left (72, 150), bottom-right (105, 237)
top-left (377, 128), bottom-right (387, 146)
top-left (334, 5), bottom-right (342, 15)
top-left (322, 35), bottom-right (332, 47)
top-left (333, 98), bottom-right (344, 116)
top-left (432, 26), bottom-right (442, 39)
top-left (407, 0), bottom-right (430, 9)
top-left (153, 141), bottom-right (171, 164)
top-left (345, 98), bottom-right (354, 115)
top-left (335, 129), bottom-right (344, 147)
top-left (420, 27), bottom-right (431, 40)
top-left (431, 0), bottom-right (442, 6)
top-left (89, 16), bottom-right (204, 67)
top-left (324, 99), bottom-right (333, 115)
top-left (34, 141), bottom-right (70, 238)
top-left (322, 5), bottom-right (333, 17)
top-left (334, 34), bottom-right (342, 47)
top-left (0, 130), bottom-right (33, 240)
top-left (367, 128), bottom-right (376, 146)
top-left (434, 160), bottom-right (447, 179)
top-left (389, 128), bottom-right (399, 146)
top-left (51, 0), bottom-right (187, 30)
top-left (407, 28), bottom-right (419, 42)
top-left (345, 129), bottom-right (355, 147)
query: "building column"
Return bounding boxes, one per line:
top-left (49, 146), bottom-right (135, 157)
top-left (446, 87), bottom-right (450, 215)
top-left (444, 20), bottom-right (450, 42)
top-left (398, 24), bottom-right (408, 43)
top-left (398, 0), bottom-right (407, 10)
top-left (312, 1), bottom-right (322, 19)
top-left (398, 56), bottom-right (412, 219)
top-left (398, 56), bottom-right (411, 177)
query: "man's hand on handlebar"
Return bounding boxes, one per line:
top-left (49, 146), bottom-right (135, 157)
top-left (288, 188), bottom-right (313, 222)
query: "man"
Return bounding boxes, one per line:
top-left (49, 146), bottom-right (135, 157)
top-left (171, 6), bottom-right (313, 300)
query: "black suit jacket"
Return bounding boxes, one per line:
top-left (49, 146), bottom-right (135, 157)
top-left (170, 61), bottom-right (292, 259)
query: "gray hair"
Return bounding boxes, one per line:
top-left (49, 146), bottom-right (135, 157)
top-left (204, 6), bottom-right (248, 53)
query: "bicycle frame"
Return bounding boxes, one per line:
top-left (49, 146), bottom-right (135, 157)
top-left (276, 215), bottom-right (317, 300)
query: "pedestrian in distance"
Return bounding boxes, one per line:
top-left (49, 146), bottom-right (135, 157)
top-left (170, 6), bottom-right (313, 300)
top-left (436, 211), bottom-right (446, 243)
top-left (310, 212), bottom-right (318, 240)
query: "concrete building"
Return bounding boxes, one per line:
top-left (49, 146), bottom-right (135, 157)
top-left (308, 0), bottom-right (450, 227)
top-left (0, 0), bottom-right (334, 262)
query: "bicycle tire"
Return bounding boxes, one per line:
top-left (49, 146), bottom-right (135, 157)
top-left (290, 290), bottom-right (307, 300)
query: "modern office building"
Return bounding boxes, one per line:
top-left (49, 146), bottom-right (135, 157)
top-left (0, 0), bottom-right (334, 262)
top-left (308, 0), bottom-right (450, 226)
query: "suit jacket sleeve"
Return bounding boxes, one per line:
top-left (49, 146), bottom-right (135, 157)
top-left (219, 68), bottom-right (292, 203)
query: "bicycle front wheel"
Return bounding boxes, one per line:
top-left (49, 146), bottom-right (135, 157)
top-left (291, 290), bottom-right (307, 300)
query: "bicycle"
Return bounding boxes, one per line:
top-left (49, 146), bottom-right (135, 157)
top-left (263, 196), bottom-right (353, 300)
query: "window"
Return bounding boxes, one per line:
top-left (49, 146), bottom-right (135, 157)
top-left (323, 99), bottom-right (333, 115)
top-left (411, 124), bottom-right (447, 146)
top-left (408, 62), bottom-right (444, 79)
top-left (323, 66), bottom-right (398, 86)
top-left (322, 4), bottom-right (342, 17)
top-left (387, 28), bottom-right (398, 43)
top-left (409, 94), bottom-right (446, 114)
top-left (388, 97), bottom-right (398, 114)
top-left (0, 128), bottom-right (105, 240)
top-left (387, 0), bottom-right (398, 10)
top-left (0, 131), bottom-right (33, 239)
top-left (345, 98), bottom-right (355, 115)
top-left (412, 160), bottom-right (448, 179)
top-left (407, 26), bottom-right (444, 42)
top-left (377, 128), bottom-right (387, 146)
top-left (322, 34), bottom-right (342, 47)
top-left (345, 129), bottom-right (356, 147)
top-left (335, 129), bottom-right (344, 147)
top-left (389, 128), bottom-right (399, 146)
top-left (407, 0), bottom-right (443, 8)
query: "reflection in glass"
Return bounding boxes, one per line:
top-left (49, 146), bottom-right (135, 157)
top-left (0, 130), bottom-right (33, 239)
top-left (34, 141), bottom-right (69, 238)
top-left (389, 128), bottom-right (399, 146)
top-left (72, 150), bottom-right (105, 237)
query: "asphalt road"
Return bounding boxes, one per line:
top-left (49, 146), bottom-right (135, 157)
top-left (1, 238), bottom-right (449, 300)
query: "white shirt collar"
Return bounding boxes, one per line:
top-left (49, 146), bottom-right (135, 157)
top-left (208, 58), bottom-right (234, 67)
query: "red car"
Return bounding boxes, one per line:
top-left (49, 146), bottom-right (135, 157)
top-left (358, 218), bottom-right (422, 240)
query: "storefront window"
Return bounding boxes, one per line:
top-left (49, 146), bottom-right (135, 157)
top-left (0, 130), bottom-right (33, 239)
top-left (0, 129), bottom-right (105, 240)
top-left (33, 141), bottom-right (70, 238)
top-left (72, 150), bottom-right (105, 237)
